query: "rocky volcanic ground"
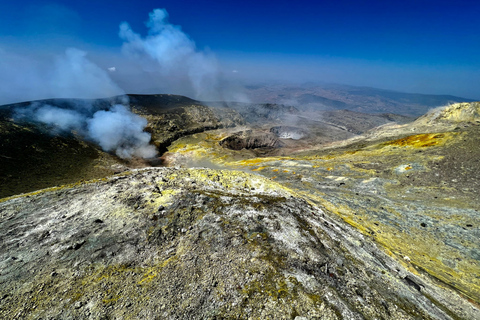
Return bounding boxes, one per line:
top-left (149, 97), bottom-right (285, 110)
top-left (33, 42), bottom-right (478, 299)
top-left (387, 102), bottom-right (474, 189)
top-left (0, 97), bottom-right (479, 319)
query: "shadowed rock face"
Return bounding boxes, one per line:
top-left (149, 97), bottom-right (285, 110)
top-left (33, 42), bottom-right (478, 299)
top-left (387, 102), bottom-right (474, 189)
top-left (0, 118), bottom-right (121, 199)
top-left (219, 130), bottom-right (283, 150)
top-left (1, 168), bottom-right (477, 319)
top-left (130, 94), bottom-right (245, 154)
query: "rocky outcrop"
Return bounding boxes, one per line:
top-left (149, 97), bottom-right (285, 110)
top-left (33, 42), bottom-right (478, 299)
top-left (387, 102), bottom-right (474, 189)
top-left (2, 97), bottom-right (480, 319)
top-left (414, 101), bottom-right (480, 125)
top-left (220, 130), bottom-right (283, 150)
top-left (1, 168), bottom-right (477, 319)
top-left (130, 94), bottom-right (245, 154)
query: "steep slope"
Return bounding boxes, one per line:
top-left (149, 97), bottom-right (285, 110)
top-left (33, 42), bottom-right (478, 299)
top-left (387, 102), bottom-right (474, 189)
top-left (2, 97), bottom-right (479, 318)
top-left (1, 168), bottom-right (477, 319)
top-left (0, 118), bottom-right (121, 199)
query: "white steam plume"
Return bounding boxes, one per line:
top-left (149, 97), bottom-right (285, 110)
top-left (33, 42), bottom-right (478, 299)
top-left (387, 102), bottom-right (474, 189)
top-left (25, 103), bottom-right (85, 132)
top-left (6, 45), bottom-right (157, 159)
top-left (0, 48), bottom-right (124, 105)
top-left (14, 103), bottom-right (157, 159)
top-left (119, 9), bottom-right (220, 100)
top-left (87, 105), bottom-right (156, 158)
top-left (51, 48), bottom-right (123, 99)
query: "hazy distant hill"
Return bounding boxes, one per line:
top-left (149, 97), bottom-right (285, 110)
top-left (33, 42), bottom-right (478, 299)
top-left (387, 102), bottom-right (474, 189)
top-left (244, 83), bottom-right (475, 116)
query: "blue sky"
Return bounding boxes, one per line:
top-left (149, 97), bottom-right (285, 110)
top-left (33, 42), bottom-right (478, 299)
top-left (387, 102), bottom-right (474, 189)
top-left (0, 0), bottom-right (479, 102)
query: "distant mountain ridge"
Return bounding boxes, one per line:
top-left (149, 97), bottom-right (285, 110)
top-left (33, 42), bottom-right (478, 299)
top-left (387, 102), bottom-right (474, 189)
top-left (2, 84), bottom-right (473, 118)
top-left (244, 83), bottom-right (475, 116)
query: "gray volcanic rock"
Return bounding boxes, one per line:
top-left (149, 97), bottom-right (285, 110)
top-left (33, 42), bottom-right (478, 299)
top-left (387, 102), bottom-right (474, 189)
top-left (220, 130), bottom-right (283, 150)
top-left (130, 94), bottom-right (245, 153)
top-left (2, 97), bottom-right (480, 320)
top-left (1, 168), bottom-right (478, 319)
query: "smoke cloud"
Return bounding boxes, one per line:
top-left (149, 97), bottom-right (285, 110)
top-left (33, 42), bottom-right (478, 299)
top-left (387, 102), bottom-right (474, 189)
top-left (14, 102), bottom-right (157, 159)
top-left (87, 105), bottom-right (156, 158)
top-left (29, 104), bottom-right (85, 132)
top-left (119, 9), bottom-right (221, 100)
top-left (0, 48), bottom-right (124, 105)
top-left (5, 45), bottom-right (157, 159)
top-left (51, 48), bottom-right (123, 99)
top-left (2, 8), bottom-right (249, 160)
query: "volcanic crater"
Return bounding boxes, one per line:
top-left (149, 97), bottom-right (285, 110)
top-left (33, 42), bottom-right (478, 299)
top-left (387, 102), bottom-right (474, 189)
top-left (1, 95), bottom-right (479, 320)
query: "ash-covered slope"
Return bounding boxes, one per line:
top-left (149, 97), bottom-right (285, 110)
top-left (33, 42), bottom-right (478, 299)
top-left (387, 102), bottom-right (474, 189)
top-left (1, 98), bottom-right (480, 319)
top-left (1, 168), bottom-right (477, 319)
top-left (414, 101), bottom-right (480, 126)
top-left (0, 117), bottom-right (121, 199)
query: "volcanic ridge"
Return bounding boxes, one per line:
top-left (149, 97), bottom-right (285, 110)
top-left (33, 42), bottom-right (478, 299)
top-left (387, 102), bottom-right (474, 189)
top-left (0, 93), bottom-right (479, 320)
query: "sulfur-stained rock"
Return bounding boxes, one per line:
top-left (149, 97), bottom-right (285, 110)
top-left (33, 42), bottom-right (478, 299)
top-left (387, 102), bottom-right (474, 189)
top-left (1, 168), bottom-right (477, 319)
top-left (162, 102), bottom-right (480, 314)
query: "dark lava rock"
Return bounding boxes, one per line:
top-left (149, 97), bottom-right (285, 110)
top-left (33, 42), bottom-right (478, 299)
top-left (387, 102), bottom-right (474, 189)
top-left (220, 130), bottom-right (283, 150)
